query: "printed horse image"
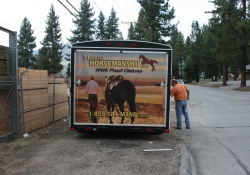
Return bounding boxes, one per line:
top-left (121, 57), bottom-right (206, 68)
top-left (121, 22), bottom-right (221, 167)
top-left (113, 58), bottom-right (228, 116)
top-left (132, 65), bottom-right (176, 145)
top-left (105, 75), bottom-right (136, 124)
top-left (139, 54), bottom-right (158, 71)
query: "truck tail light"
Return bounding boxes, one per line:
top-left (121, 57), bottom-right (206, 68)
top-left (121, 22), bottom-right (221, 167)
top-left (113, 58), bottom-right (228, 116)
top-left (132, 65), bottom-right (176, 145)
top-left (147, 128), bottom-right (154, 133)
top-left (85, 127), bottom-right (93, 131)
top-left (164, 129), bottom-right (169, 133)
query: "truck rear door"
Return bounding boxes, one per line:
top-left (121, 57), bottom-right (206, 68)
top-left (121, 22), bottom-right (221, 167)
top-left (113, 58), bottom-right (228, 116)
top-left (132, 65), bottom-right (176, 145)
top-left (70, 41), bottom-right (172, 133)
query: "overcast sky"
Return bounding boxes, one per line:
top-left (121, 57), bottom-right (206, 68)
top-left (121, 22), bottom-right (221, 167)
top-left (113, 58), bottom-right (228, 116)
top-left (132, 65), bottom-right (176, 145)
top-left (0, 0), bottom-right (214, 48)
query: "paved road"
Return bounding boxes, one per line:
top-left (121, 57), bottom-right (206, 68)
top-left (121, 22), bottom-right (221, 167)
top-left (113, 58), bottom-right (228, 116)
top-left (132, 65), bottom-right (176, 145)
top-left (178, 84), bottom-right (250, 175)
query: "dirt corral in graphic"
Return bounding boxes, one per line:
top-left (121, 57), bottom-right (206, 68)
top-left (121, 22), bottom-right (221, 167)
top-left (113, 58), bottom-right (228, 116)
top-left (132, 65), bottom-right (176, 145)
top-left (75, 99), bottom-right (165, 125)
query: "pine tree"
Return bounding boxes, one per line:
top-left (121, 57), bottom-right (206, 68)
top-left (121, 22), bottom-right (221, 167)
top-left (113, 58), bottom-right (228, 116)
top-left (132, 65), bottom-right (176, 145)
top-left (35, 4), bottom-right (64, 75)
top-left (184, 56), bottom-right (196, 83)
top-left (66, 0), bottom-right (95, 77)
top-left (209, 0), bottom-right (249, 87)
top-left (132, 10), bottom-right (147, 40)
top-left (189, 21), bottom-right (204, 82)
top-left (136, 0), bottom-right (176, 43)
top-left (17, 17), bottom-right (36, 68)
top-left (68, 0), bottom-right (96, 43)
top-left (105, 7), bottom-right (121, 40)
top-left (96, 11), bottom-right (106, 40)
top-left (169, 27), bottom-right (185, 79)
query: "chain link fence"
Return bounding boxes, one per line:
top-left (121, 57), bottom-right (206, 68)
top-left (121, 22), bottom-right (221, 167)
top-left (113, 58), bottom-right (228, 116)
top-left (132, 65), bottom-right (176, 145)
top-left (0, 75), bottom-right (19, 143)
top-left (0, 26), bottom-right (69, 143)
top-left (0, 75), bottom-right (69, 143)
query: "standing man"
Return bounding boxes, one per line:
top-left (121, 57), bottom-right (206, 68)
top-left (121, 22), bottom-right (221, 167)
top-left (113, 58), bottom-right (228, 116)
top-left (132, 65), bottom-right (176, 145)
top-left (85, 75), bottom-right (102, 123)
top-left (170, 79), bottom-right (190, 129)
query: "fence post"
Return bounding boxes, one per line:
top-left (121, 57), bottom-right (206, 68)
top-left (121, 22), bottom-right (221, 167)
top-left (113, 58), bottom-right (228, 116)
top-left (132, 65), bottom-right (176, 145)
top-left (20, 67), bottom-right (30, 135)
top-left (52, 77), bottom-right (56, 122)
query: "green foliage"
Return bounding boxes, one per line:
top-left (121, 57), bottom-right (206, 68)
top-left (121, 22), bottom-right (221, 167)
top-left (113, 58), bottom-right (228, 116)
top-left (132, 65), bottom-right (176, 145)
top-left (184, 56), bottom-right (196, 82)
top-left (187, 21), bottom-right (204, 82)
top-left (105, 7), bottom-right (121, 40)
top-left (35, 5), bottom-right (64, 75)
top-left (169, 27), bottom-right (185, 79)
top-left (136, 0), bottom-right (177, 43)
top-left (95, 11), bottom-right (106, 40)
top-left (17, 17), bottom-right (36, 68)
top-left (65, 50), bottom-right (71, 77)
top-left (208, 0), bottom-right (249, 86)
top-left (68, 0), bottom-right (96, 43)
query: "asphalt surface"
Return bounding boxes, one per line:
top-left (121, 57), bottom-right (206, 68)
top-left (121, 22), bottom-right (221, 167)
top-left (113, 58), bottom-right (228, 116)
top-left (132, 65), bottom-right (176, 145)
top-left (179, 80), bottom-right (250, 175)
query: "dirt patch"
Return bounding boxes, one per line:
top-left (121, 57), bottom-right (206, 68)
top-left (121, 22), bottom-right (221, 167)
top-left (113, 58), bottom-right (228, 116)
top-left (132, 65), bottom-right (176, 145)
top-left (0, 103), bottom-right (182, 175)
top-left (232, 86), bottom-right (250, 92)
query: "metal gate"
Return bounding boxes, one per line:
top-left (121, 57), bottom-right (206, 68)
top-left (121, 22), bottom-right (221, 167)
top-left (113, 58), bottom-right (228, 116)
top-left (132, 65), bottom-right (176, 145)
top-left (0, 26), bottom-right (19, 143)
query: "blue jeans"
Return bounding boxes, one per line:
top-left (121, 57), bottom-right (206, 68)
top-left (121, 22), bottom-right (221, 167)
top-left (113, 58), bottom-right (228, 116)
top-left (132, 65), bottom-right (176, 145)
top-left (175, 100), bottom-right (190, 128)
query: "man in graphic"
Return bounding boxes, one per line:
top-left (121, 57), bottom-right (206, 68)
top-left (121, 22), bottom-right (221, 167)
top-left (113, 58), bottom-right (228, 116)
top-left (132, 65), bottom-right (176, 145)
top-left (85, 75), bottom-right (102, 123)
top-left (170, 79), bottom-right (190, 129)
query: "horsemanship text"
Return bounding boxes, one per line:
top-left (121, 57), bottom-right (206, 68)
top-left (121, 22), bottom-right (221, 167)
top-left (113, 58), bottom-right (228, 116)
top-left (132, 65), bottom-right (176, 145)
top-left (82, 55), bottom-right (151, 73)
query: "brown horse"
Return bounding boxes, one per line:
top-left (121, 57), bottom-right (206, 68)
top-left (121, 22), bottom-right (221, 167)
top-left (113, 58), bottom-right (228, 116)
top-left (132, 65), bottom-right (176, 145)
top-left (105, 75), bottom-right (136, 124)
top-left (139, 55), bottom-right (158, 71)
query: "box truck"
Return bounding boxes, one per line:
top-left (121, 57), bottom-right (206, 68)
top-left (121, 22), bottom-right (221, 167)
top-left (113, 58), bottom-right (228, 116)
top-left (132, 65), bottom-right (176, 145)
top-left (69, 40), bottom-right (172, 133)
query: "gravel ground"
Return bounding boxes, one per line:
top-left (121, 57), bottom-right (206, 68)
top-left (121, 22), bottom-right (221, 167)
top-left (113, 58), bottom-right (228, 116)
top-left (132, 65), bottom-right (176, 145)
top-left (0, 102), bottom-right (182, 175)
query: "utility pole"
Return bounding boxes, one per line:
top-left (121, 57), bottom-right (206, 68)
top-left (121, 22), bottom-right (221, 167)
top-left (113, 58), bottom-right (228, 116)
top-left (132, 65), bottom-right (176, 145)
top-left (122, 22), bottom-right (139, 40)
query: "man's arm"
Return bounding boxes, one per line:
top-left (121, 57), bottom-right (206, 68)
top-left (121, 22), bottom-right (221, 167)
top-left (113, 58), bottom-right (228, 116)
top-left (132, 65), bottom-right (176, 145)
top-left (186, 88), bottom-right (190, 100)
top-left (170, 88), bottom-right (175, 97)
top-left (85, 83), bottom-right (89, 94)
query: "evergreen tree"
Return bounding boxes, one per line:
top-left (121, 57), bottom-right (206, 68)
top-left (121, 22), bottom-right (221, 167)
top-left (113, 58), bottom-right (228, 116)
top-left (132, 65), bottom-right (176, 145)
top-left (136, 0), bottom-right (176, 43)
top-left (66, 0), bottom-right (95, 77)
top-left (64, 46), bottom-right (71, 77)
top-left (209, 0), bottom-right (249, 87)
top-left (68, 0), bottom-right (96, 43)
top-left (184, 56), bottom-right (196, 82)
top-left (189, 21), bottom-right (203, 82)
top-left (105, 7), bottom-right (121, 40)
top-left (17, 17), bottom-right (36, 68)
top-left (132, 10), bottom-right (147, 40)
top-left (96, 11), bottom-right (106, 40)
top-left (208, 0), bottom-right (240, 85)
top-left (35, 4), bottom-right (64, 75)
top-left (171, 31), bottom-right (185, 79)
top-left (201, 24), bottom-right (219, 81)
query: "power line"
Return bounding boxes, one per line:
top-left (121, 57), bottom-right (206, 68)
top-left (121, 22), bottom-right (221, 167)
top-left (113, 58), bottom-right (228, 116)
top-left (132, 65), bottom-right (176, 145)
top-left (133, 0), bottom-right (139, 13)
top-left (125, 0), bottom-right (135, 21)
top-left (65, 0), bottom-right (79, 14)
top-left (113, 0), bottom-right (129, 22)
top-left (57, 0), bottom-right (78, 19)
top-left (92, 0), bottom-right (102, 13)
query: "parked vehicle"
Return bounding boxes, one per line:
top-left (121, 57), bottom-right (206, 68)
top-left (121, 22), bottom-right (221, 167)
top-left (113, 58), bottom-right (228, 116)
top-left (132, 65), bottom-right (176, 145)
top-left (69, 40), bottom-right (172, 133)
top-left (176, 79), bottom-right (184, 84)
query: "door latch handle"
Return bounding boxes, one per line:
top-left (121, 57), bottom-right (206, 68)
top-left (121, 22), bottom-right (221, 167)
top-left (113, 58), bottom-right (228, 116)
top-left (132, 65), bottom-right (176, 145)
top-left (160, 82), bottom-right (166, 86)
top-left (75, 79), bottom-right (81, 85)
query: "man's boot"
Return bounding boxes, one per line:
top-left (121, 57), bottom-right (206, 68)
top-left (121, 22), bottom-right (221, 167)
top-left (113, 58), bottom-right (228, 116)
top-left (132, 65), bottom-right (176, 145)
top-left (93, 116), bottom-right (97, 123)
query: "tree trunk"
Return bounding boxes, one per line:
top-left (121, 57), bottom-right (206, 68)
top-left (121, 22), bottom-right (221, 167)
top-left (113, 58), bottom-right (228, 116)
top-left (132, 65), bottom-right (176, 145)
top-left (240, 61), bottom-right (246, 86)
top-left (222, 64), bottom-right (227, 86)
top-left (226, 65), bottom-right (228, 81)
top-left (240, 0), bottom-right (247, 87)
top-left (233, 72), bottom-right (237, 81)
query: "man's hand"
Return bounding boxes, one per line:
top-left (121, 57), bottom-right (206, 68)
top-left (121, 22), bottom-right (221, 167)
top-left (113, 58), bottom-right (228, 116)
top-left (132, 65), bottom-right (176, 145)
top-left (98, 99), bottom-right (104, 103)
